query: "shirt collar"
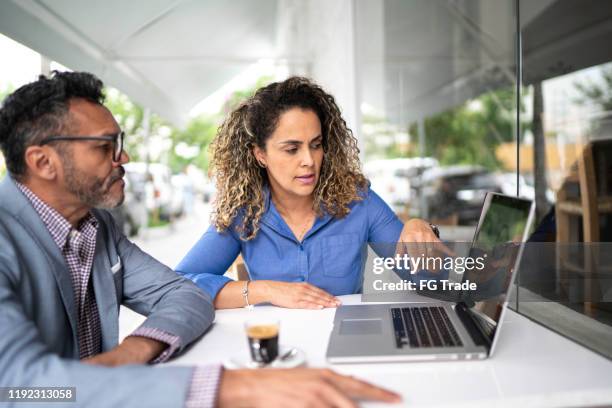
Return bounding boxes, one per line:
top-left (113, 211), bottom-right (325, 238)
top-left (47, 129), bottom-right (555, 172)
top-left (15, 181), bottom-right (98, 249)
top-left (260, 184), bottom-right (283, 231)
top-left (260, 184), bottom-right (332, 241)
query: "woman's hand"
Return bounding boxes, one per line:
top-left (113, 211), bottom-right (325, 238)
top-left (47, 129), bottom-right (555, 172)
top-left (255, 280), bottom-right (341, 309)
top-left (398, 218), bottom-right (440, 244)
top-left (397, 219), bottom-right (454, 271)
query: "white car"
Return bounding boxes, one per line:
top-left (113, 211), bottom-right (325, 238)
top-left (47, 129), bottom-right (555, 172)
top-left (364, 157), bottom-right (438, 211)
top-left (124, 162), bottom-right (175, 220)
top-left (496, 172), bottom-right (555, 203)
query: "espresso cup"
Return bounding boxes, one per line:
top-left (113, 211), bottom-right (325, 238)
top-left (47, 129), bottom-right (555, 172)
top-left (245, 320), bottom-right (279, 365)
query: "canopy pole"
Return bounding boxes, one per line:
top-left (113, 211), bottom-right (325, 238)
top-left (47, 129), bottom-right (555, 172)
top-left (40, 55), bottom-right (50, 76)
top-left (142, 107), bottom-right (152, 239)
top-left (533, 82), bottom-right (550, 223)
top-left (418, 117), bottom-right (428, 220)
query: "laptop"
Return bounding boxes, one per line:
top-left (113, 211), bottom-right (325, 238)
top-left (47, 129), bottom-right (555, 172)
top-left (326, 192), bottom-right (535, 363)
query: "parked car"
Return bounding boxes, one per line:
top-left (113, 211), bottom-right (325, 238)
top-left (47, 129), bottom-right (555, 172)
top-left (201, 177), bottom-right (216, 203)
top-left (414, 165), bottom-right (503, 225)
top-left (124, 162), bottom-right (178, 221)
top-left (108, 173), bottom-right (147, 236)
top-left (496, 172), bottom-right (555, 203)
top-left (170, 173), bottom-right (194, 217)
top-left (364, 157), bottom-right (438, 212)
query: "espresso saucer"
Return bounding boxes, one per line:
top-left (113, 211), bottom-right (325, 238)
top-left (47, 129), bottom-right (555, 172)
top-left (224, 345), bottom-right (306, 369)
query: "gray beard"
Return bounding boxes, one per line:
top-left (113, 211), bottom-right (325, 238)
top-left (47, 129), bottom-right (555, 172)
top-left (62, 160), bottom-right (124, 209)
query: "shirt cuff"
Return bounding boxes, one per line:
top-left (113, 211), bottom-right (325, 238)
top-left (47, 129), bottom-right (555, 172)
top-left (128, 326), bottom-right (181, 364)
top-left (185, 365), bottom-right (224, 408)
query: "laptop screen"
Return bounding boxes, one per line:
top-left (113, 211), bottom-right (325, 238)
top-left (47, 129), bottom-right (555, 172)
top-left (462, 193), bottom-right (533, 334)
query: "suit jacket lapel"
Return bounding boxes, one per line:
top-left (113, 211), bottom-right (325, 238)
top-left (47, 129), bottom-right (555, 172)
top-left (0, 177), bottom-right (78, 351)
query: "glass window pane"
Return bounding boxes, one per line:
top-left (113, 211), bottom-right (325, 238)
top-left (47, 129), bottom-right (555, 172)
top-left (355, 0), bottom-right (518, 243)
top-left (519, 0), bottom-right (612, 359)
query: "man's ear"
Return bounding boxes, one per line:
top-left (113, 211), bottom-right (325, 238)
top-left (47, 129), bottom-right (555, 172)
top-left (252, 146), bottom-right (267, 168)
top-left (24, 145), bottom-right (58, 181)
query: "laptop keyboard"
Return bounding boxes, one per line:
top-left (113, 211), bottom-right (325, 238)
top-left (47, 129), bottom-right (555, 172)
top-left (391, 306), bottom-right (463, 348)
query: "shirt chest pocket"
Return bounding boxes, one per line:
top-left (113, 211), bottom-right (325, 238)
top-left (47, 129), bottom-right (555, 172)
top-left (321, 233), bottom-right (363, 278)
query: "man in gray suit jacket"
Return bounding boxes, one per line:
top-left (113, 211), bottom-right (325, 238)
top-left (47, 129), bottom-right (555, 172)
top-left (0, 72), bottom-right (400, 407)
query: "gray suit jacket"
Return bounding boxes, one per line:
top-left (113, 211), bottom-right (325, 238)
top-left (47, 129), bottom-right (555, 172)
top-left (0, 176), bottom-right (215, 407)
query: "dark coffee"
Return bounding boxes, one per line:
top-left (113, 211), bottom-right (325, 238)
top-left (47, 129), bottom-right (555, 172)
top-left (246, 324), bottom-right (279, 364)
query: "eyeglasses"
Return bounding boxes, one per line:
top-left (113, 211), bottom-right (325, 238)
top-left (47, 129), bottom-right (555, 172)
top-left (40, 131), bottom-right (125, 162)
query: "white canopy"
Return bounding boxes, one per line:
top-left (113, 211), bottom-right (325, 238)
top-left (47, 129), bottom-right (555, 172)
top-left (0, 0), bottom-right (279, 125)
top-left (2, 0), bottom-right (611, 127)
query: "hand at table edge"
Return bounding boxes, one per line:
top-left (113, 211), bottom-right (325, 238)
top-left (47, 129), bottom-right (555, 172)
top-left (218, 368), bottom-right (402, 408)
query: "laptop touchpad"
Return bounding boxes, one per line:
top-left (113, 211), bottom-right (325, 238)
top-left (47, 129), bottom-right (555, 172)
top-left (339, 319), bottom-right (382, 335)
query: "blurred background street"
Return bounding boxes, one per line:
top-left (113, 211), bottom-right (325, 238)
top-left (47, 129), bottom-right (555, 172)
top-left (119, 199), bottom-right (213, 339)
top-left (133, 200), bottom-right (212, 269)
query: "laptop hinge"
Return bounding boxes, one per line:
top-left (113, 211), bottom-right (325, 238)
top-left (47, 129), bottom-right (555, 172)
top-left (455, 302), bottom-right (492, 349)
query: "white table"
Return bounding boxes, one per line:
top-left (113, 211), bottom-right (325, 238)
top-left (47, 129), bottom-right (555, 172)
top-left (168, 295), bottom-right (612, 407)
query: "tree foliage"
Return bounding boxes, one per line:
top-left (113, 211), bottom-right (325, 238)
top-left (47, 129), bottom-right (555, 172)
top-left (574, 65), bottom-right (612, 112)
top-left (168, 115), bottom-right (218, 173)
top-left (362, 113), bottom-right (409, 159)
top-left (404, 86), bottom-right (530, 170)
top-left (104, 87), bottom-right (219, 174)
top-left (168, 75), bottom-right (273, 174)
top-left (221, 76), bottom-right (273, 115)
top-left (104, 88), bottom-right (171, 163)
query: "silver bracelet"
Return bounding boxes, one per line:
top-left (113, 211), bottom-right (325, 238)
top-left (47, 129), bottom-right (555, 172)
top-left (242, 280), bottom-right (251, 308)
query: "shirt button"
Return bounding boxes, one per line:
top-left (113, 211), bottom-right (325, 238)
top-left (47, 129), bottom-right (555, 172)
top-left (299, 245), bottom-right (303, 251)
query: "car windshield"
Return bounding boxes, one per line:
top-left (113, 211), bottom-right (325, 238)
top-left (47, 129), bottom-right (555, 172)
top-left (449, 173), bottom-right (497, 190)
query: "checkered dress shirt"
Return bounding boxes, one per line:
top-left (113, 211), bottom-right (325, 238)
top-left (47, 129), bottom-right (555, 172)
top-left (17, 182), bottom-right (222, 407)
top-left (17, 182), bottom-right (102, 358)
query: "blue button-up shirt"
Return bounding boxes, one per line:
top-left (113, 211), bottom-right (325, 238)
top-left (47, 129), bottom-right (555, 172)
top-left (176, 187), bottom-right (403, 298)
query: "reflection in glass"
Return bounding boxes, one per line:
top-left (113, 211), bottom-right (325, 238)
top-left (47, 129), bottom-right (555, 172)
top-left (356, 0), bottom-right (520, 232)
top-left (519, 0), bottom-right (612, 359)
top-left (354, 0), bottom-right (612, 359)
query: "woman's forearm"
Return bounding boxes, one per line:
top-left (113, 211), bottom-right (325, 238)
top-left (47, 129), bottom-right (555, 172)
top-left (213, 280), bottom-right (272, 309)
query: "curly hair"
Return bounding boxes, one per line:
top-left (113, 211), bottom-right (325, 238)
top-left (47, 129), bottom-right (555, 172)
top-left (0, 71), bottom-right (104, 178)
top-left (210, 76), bottom-right (368, 240)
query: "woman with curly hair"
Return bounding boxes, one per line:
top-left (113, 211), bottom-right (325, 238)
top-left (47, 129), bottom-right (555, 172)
top-left (176, 76), bottom-right (440, 309)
